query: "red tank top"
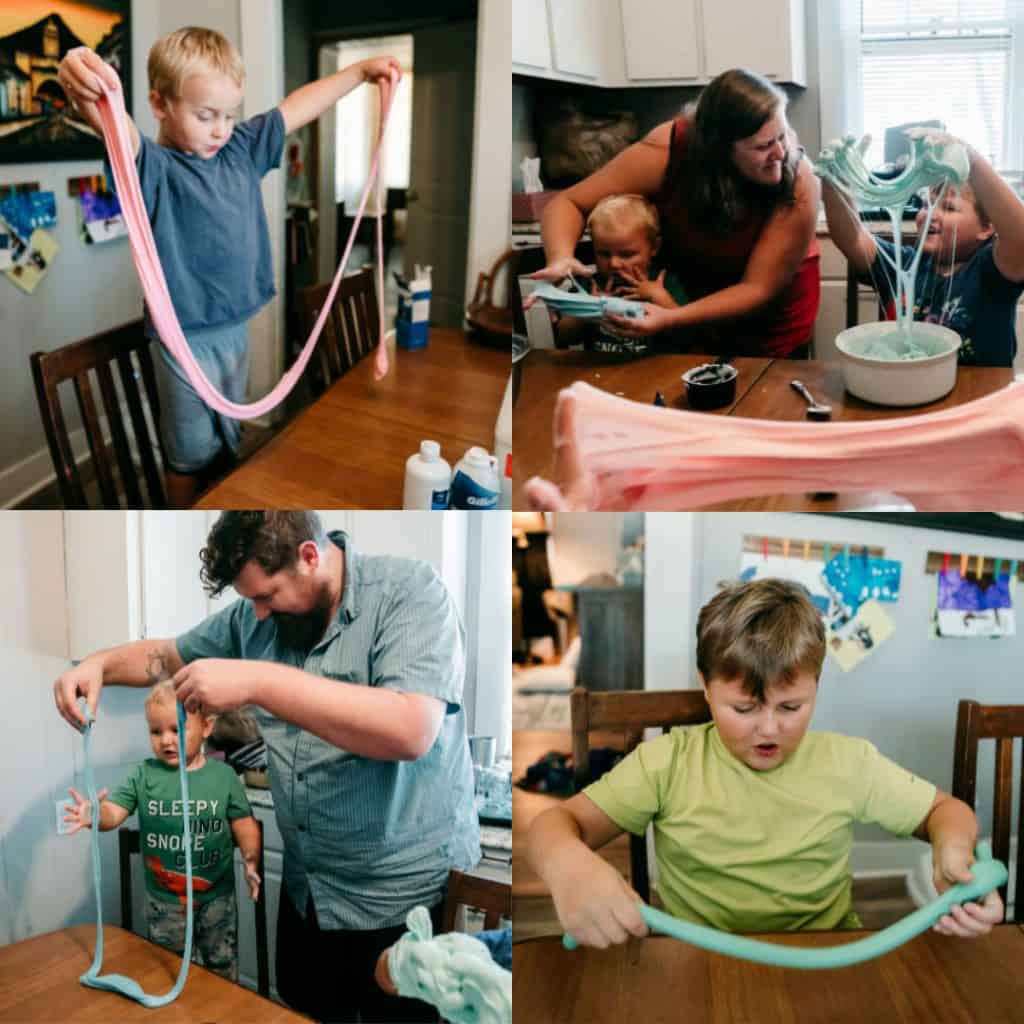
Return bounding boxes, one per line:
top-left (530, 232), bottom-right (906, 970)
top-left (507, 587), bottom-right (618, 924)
top-left (656, 116), bottom-right (820, 357)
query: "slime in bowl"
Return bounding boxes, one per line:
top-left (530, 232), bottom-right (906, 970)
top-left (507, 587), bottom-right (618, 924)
top-left (836, 321), bottom-right (961, 406)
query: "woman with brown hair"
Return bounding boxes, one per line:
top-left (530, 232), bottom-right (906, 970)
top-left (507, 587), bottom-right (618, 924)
top-left (532, 68), bottom-right (821, 358)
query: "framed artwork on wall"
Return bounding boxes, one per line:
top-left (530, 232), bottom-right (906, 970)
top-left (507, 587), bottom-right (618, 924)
top-left (822, 513), bottom-right (1024, 542)
top-left (0, 0), bottom-right (130, 163)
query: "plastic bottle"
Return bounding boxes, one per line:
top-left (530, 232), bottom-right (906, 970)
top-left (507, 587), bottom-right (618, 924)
top-left (494, 373), bottom-right (512, 510)
top-left (402, 440), bottom-right (452, 510)
top-left (449, 447), bottom-right (499, 510)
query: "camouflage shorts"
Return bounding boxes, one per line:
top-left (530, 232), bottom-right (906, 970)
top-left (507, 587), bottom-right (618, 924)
top-left (145, 889), bottom-right (238, 983)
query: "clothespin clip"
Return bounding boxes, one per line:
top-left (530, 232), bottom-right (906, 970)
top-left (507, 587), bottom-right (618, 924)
top-left (960, 552), bottom-right (969, 577)
top-left (843, 544), bottom-right (850, 570)
top-left (823, 542), bottom-right (832, 564)
top-left (942, 552), bottom-right (951, 573)
top-left (994, 558), bottom-right (1003, 579)
top-left (975, 554), bottom-right (984, 581)
top-left (1010, 560), bottom-right (1019, 584)
top-left (762, 537), bottom-right (769, 560)
top-left (803, 540), bottom-right (810, 561)
top-left (783, 538), bottom-right (791, 559)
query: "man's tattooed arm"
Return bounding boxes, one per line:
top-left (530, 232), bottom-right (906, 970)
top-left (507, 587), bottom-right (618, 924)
top-left (145, 649), bottom-right (171, 685)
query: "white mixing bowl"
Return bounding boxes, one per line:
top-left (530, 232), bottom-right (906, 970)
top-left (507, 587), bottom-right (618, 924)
top-left (835, 322), bottom-right (961, 406)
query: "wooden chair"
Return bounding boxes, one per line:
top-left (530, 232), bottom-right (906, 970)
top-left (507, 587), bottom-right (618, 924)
top-left (31, 320), bottom-right (167, 508)
top-left (118, 819), bottom-right (270, 996)
top-left (441, 869), bottom-right (511, 933)
top-left (570, 687), bottom-right (711, 902)
top-left (296, 266), bottom-right (379, 399)
top-left (952, 699), bottom-right (1024, 922)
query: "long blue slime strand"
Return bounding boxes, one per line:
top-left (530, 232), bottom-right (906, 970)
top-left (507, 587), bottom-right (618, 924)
top-left (79, 699), bottom-right (194, 1006)
top-left (562, 841), bottom-right (1006, 968)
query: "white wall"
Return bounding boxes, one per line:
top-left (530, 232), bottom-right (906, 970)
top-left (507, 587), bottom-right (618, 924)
top-left (547, 512), bottom-right (623, 585)
top-left (465, 0), bottom-right (512, 309)
top-left (0, 1), bottom-right (285, 507)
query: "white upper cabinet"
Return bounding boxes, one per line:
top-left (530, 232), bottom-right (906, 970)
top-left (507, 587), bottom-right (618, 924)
top-left (514, 0), bottom-right (806, 88)
top-left (512, 0), bottom-right (552, 72)
top-left (702, 0), bottom-right (807, 86)
top-left (620, 0), bottom-right (701, 82)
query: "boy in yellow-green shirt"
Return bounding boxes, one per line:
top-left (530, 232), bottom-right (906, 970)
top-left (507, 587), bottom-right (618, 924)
top-left (527, 578), bottom-right (1004, 948)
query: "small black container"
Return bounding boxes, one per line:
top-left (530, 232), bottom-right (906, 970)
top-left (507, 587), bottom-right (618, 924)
top-left (682, 363), bottom-right (738, 410)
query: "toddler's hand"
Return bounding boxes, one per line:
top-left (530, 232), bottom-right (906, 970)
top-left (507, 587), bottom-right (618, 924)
top-left (58, 47), bottom-right (120, 108)
top-left (63, 786), bottom-right (107, 834)
top-left (618, 268), bottom-right (673, 306)
top-left (362, 56), bottom-right (401, 84)
top-left (243, 860), bottom-right (261, 901)
top-left (931, 843), bottom-right (1004, 937)
top-left (548, 849), bottom-right (647, 949)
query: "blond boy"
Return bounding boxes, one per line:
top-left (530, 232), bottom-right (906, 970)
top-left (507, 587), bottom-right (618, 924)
top-left (64, 682), bottom-right (261, 980)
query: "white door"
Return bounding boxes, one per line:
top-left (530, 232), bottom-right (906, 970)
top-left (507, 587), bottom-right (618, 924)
top-left (405, 18), bottom-right (478, 326)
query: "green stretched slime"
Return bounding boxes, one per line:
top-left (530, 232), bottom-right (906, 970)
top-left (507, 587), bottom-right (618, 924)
top-left (563, 841), bottom-right (1006, 968)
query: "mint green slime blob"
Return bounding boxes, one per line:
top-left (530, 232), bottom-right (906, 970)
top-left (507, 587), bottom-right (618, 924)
top-left (563, 842), bottom-right (1006, 968)
top-left (78, 699), bottom-right (195, 1006)
top-left (815, 133), bottom-right (970, 359)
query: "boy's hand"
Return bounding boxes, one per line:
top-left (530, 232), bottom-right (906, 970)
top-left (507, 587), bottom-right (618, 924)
top-left (361, 56), bottom-right (401, 84)
top-left (548, 849), bottom-right (648, 949)
top-left (931, 843), bottom-right (1005, 937)
top-left (54, 660), bottom-right (104, 731)
top-left (63, 786), bottom-right (107, 834)
top-left (173, 659), bottom-right (253, 714)
top-left (617, 267), bottom-right (674, 307)
top-left (243, 860), bottom-right (261, 901)
top-left (57, 46), bottom-right (120, 108)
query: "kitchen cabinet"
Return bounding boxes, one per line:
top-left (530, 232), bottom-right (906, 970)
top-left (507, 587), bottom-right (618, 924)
top-left (514, 0), bottom-right (806, 87)
top-left (512, 0), bottom-right (551, 73)
top-left (620, 0), bottom-right (701, 82)
top-left (702, 0), bottom-right (806, 87)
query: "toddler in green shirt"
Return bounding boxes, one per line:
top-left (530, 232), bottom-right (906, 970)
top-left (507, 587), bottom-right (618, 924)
top-left (63, 682), bottom-right (261, 981)
top-left (527, 578), bottom-right (1004, 948)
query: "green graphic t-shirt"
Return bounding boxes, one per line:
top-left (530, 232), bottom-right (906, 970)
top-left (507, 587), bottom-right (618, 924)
top-left (109, 758), bottom-right (253, 905)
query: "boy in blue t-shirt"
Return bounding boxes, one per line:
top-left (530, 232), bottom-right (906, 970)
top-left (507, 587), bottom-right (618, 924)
top-left (823, 130), bottom-right (1024, 367)
top-left (58, 29), bottom-right (399, 506)
top-left (63, 682), bottom-right (260, 981)
top-left (527, 578), bottom-right (1003, 948)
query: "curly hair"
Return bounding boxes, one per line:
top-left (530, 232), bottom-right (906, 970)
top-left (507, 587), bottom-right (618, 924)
top-left (681, 68), bottom-right (799, 234)
top-left (696, 578), bottom-right (825, 699)
top-left (198, 512), bottom-right (328, 597)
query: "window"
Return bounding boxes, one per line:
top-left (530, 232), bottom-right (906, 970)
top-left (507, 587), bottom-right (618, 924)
top-left (852, 1), bottom-right (1024, 169)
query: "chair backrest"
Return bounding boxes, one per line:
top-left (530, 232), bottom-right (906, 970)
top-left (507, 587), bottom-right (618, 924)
top-left (31, 320), bottom-right (166, 508)
top-left (296, 267), bottom-right (379, 399)
top-left (952, 699), bottom-right (1024, 922)
top-left (118, 818), bottom-right (270, 996)
top-left (570, 687), bottom-right (712, 902)
top-left (441, 869), bottom-right (511, 933)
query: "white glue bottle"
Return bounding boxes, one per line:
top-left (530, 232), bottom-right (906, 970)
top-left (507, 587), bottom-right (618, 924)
top-left (403, 441), bottom-right (452, 510)
top-left (449, 447), bottom-right (500, 509)
top-left (494, 374), bottom-right (512, 510)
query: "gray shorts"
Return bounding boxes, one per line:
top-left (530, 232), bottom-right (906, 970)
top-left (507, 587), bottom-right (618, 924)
top-left (145, 889), bottom-right (239, 982)
top-left (152, 321), bottom-right (249, 474)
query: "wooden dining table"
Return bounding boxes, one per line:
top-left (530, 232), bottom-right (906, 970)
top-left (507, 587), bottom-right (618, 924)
top-left (0, 925), bottom-right (305, 1022)
top-left (196, 328), bottom-right (509, 509)
top-left (514, 925), bottom-right (1024, 1023)
top-left (513, 349), bottom-right (1015, 510)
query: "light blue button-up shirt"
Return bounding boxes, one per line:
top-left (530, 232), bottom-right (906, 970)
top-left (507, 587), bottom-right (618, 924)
top-left (176, 531), bottom-right (481, 928)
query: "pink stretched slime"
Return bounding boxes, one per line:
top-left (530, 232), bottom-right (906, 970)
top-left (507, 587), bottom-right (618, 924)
top-left (96, 69), bottom-right (400, 420)
top-left (528, 380), bottom-right (1024, 510)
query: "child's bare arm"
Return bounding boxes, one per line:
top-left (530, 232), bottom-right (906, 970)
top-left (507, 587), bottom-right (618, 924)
top-left (278, 56), bottom-right (400, 136)
top-left (57, 47), bottom-right (140, 157)
top-left (526, 794), bottom-right (647, 948)
top-left (231, 815), bottom-right (262, 899)
top-left (913, 788), bottom-right (1003, 937)
top-left (963, 150), bottom-right (1024, 281)
top-left (822, 179), bottom-right (877, 275)
top-left (63, 787), bottom-right (131, 833)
